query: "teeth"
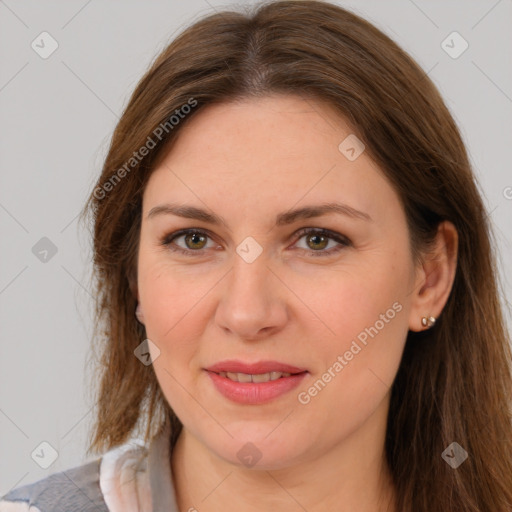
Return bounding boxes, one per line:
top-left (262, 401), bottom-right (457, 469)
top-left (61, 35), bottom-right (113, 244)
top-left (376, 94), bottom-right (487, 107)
top-left (228, 371), bottom-right (251, 383)
top-left (252, 373), bottom-right (271, 383)
top-left (220, 371), bottom-right (292, 382)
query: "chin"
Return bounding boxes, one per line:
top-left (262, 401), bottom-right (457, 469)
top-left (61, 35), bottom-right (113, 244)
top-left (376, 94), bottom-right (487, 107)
top-left (201, 429), bottom-right (309, 471)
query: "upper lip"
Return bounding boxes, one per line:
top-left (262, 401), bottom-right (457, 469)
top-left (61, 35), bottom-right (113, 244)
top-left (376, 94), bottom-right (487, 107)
top-left (205, 360), bottom-right (308, 374)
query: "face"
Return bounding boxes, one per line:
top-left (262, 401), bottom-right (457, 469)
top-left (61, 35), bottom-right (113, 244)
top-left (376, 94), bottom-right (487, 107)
top-left (137, 94), bottom-right (417, 470)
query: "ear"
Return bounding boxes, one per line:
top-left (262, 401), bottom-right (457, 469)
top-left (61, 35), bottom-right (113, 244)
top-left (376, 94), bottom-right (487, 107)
top-left (127, 266), bottom-right (144, 323)
top-left (135, 301), bottom-right (145, 324)
top-left (127, 266), bottom-right (138, 300)
top-left (408, 221), bottom-right (458, 332)
top-left (132, 287), bottom-right (145, 325)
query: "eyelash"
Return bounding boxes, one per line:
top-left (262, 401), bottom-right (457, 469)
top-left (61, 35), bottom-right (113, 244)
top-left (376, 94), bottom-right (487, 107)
top-left (159, 228), bottom-right (351, 258)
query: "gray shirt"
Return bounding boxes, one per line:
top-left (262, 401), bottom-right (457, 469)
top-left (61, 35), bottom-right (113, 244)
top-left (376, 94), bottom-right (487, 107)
top-left (0, 418), bottom-right (179, 512)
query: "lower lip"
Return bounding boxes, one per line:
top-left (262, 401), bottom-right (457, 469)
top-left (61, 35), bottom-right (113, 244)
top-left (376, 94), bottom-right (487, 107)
top-left (206, 370), bottom-right (308, 405)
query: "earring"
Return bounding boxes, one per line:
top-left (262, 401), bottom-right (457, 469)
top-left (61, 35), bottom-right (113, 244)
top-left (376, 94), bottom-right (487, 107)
top-left (421, 315), bottom-right (436, 328)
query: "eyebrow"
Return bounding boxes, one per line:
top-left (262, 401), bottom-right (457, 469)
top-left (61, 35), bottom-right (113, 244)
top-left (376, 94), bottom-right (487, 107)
top-left (147, 202), bottom-right (372, 226)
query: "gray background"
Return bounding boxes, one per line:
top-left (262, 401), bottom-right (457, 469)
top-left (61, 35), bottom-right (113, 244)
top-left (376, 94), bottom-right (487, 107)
top-left (1, 0), bottom-right (511, 494)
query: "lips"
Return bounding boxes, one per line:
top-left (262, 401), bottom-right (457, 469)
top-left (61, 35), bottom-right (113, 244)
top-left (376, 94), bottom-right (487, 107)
top-left (204, 359), bottom-right (308, 404)
top-left (205, 360), bottom-right (307, 375)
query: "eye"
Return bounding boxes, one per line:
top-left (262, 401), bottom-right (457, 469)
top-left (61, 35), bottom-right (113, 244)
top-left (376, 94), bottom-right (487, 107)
top-left (159, 228), bottom-right (351, 257)
top-left (160, 229), bottom-right (218, 256)
top-left (292, 227), bottom-right (351, 257)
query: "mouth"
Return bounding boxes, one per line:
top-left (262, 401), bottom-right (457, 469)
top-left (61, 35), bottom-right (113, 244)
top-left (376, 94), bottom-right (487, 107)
top-left (212, 370), bottom-right (297, 383)
top-left (204, 360), bottom-right (308, 404)
top-left (205, 359), bottom-right (307, 375)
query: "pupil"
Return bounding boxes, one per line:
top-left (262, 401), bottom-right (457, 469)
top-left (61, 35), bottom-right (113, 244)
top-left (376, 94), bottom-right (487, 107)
top-left (188, 233), bottom-right (204, 249)
top-left (309, 234), bottom-right (327, 250)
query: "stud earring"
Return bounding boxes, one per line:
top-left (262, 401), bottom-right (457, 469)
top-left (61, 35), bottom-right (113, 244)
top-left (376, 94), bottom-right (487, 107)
top-left (421, 316), bottom-right (436, 328)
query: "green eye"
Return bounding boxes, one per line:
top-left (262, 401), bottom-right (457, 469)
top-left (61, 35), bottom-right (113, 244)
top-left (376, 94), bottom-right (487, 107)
top-left (161, 228), bottom-right (351, 257)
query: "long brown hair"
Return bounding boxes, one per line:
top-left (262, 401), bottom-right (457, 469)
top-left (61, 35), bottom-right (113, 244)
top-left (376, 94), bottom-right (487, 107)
top-left (79, 1), bottom-right (512, 510)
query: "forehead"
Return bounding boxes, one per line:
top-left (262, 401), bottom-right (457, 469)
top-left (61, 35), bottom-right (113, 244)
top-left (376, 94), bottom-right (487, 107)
top-left (161, 94), bottom-right (351, 166)
top-left (142, 94), bottom-right (399, 226)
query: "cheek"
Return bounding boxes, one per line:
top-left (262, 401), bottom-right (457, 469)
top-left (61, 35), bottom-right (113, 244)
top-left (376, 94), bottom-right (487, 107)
top-left (138, 247), bottom-right (209, 331)
top-left (136, 255), bottom-right (200, 361)
top-left (298, 290), bottom-right (408, 441)
top-left (138, 263), bottom-right (206, 414)
top-left (300, 251), bottom-right (410, 400)
top-left (305, 256), bottom-right (409, 351)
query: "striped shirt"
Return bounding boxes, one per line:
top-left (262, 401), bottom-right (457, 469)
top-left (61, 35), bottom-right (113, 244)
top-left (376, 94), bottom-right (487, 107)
top-left (0, 418), bottom-right (179, 511)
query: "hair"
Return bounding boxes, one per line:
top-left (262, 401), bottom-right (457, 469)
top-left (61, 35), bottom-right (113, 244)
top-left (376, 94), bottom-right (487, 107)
top-left (79, 1), bottom-right (512, 510)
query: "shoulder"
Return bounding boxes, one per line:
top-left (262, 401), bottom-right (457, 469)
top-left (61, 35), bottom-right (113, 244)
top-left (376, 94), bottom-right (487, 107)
top-left (0, 440), bottom-right (150, 512)
top-left (0, 458), bottom-right (107, 512)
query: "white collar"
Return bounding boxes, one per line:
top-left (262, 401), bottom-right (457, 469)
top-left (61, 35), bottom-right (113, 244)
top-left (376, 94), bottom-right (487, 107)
top-left (99, 417), bottom-right (178, 511)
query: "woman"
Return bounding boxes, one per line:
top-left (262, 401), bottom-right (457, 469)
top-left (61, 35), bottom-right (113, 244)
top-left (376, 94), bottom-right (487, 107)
top-left (2, 1), bottom-right (511, 511)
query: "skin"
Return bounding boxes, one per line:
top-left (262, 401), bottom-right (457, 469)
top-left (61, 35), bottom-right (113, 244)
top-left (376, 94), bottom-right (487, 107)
top-left (135, 94), bottom-right (458, 512)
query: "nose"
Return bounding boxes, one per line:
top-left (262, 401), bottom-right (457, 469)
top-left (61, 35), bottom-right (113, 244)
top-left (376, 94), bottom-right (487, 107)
top-left (214, 252), bottom-right (289, 341)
